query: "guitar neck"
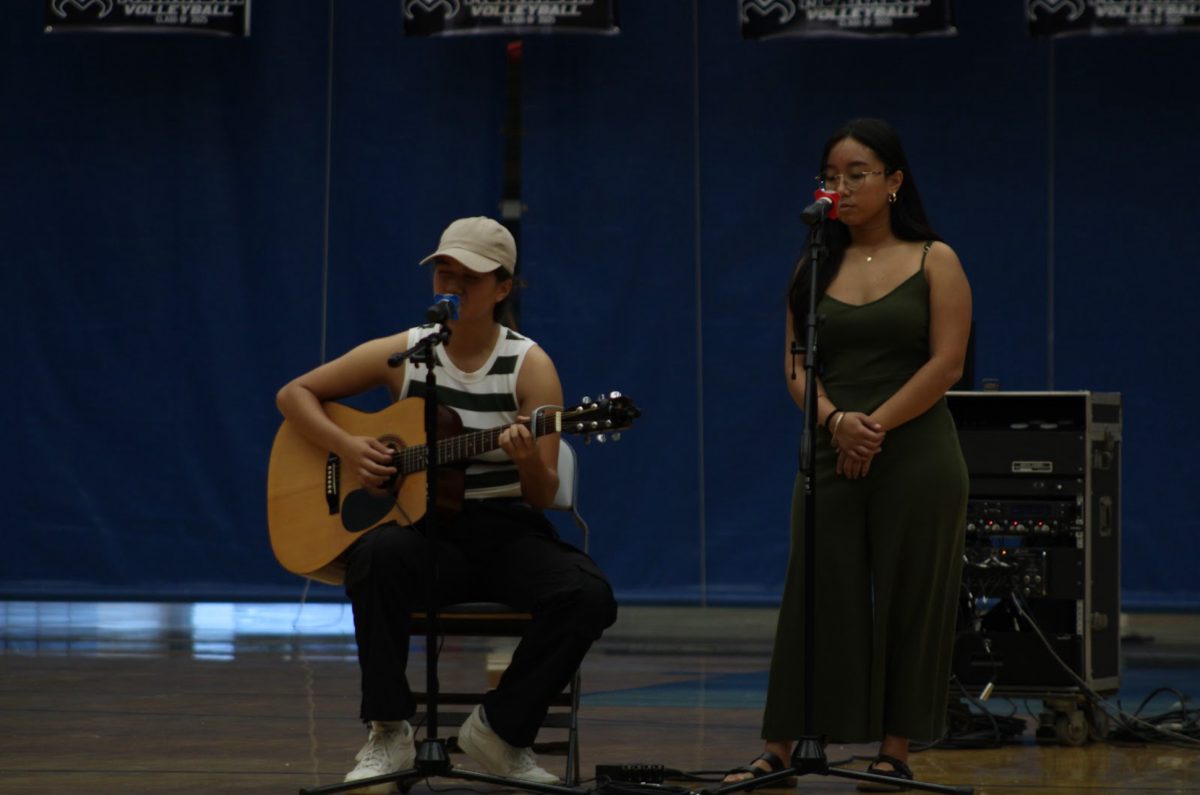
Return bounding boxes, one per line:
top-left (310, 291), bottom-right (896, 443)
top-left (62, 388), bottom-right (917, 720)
top-left (394, 411), bottom-right (560, 475)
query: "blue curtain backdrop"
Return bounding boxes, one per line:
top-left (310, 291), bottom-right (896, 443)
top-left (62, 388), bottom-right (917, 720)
top-left (2, 1), bottom-right (1197, 608)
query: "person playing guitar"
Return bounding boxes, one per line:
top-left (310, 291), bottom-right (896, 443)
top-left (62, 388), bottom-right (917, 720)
top-left (275, 217), bottom-right (618, 792)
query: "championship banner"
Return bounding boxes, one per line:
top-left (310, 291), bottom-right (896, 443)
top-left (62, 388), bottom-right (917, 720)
top-left (403, 0), bottom-right (618, 36)
top-left (44, 0), bottom-right (250, 36)
top-left (1028, 0), bottom-right (1200, 36)
top-left (741, 0), bottom-right (956, 39)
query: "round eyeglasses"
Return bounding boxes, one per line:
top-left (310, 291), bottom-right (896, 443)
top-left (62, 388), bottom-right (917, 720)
top-left (814, 170), bottom-right (885, 192)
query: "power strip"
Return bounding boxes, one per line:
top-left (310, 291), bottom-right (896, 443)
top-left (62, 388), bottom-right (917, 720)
top-left (595, 763), bottom-right (668, 784)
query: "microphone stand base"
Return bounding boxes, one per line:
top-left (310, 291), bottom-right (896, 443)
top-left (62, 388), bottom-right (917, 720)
top-left (790, 735), bottom-right (828, 775)
top-left (701, 735), bottom-right (975, 795)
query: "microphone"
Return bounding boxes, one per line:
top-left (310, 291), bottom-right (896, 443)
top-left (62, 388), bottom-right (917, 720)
top-left (387, 295), bottom-right (461, 367)
top-left (800, 189), bottom-right (840, 225)
top-left (425, 293), bottom-right (460, 324)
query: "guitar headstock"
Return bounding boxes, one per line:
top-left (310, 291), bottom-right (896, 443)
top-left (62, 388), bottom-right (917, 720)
top-left (560, 391), bottom-right (641, 444)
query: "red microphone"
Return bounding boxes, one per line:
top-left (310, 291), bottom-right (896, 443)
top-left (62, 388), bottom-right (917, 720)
top-left (801, 189), bottom-right (840, 224)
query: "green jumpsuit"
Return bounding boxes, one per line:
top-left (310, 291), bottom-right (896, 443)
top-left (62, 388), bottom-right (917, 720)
top-left (762, 245), bottom-right (968, 743)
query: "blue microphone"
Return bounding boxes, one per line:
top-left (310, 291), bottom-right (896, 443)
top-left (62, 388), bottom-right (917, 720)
top-left (426, 293), bottom-right (460, 323)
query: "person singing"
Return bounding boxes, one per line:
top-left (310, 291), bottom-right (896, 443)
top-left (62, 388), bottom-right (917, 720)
top-left (276, 217), bottom-right (617, 793)
top-left (727, 118), bottom-right (971, 791)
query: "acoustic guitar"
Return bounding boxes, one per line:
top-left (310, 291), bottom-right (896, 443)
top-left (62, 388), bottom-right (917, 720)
top-left (267, 392), bottom-right (639, 584)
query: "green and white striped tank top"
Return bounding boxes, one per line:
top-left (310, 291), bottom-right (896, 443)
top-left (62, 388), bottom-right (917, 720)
top-left (398, 324), bottom-right (536, 500)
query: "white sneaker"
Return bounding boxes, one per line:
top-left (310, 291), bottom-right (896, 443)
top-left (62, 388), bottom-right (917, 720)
top-left (344, 721), bottom-right (415, 794)
top-left (457, 704), bottom-right (562, 784)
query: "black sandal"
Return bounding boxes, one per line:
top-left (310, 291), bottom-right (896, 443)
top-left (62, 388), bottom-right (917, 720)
top-left (856, 754), bottom-right (914, 792)
top-left (724, 751), bottom-right (793, 788)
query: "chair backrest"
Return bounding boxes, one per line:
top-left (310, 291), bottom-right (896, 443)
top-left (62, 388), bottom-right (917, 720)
top-left (551, 438), bottom-right (577, 511)
top-left (550, 439), bottom-right (589, 550)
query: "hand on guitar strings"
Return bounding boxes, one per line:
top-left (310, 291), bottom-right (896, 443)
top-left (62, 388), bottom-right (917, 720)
top-left (341, 435), bottom-right (398, 489)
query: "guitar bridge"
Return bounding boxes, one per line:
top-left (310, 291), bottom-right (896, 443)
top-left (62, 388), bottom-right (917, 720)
top-left (325, 453), bottom-right (340, 515)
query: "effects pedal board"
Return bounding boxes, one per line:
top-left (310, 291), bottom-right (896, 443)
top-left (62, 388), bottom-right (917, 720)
top-left (595, 764), bottom-right (669, 784)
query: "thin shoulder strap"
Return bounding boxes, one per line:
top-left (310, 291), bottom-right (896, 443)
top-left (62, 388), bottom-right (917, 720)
top-left (920, 240), bottom-right (933, 271)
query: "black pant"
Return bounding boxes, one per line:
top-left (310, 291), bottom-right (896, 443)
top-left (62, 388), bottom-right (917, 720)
top-left (344, 499), bottom-right (617, 748)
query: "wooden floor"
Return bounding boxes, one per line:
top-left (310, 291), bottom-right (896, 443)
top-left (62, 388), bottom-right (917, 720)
top-left (1, 602), bottom-right (1198, 794)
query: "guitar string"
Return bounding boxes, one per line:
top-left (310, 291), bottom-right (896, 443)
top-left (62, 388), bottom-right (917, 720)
top-left (383, 399), bottom-right (625, 474)
top-left (391, 412), bottom-right (567, 474)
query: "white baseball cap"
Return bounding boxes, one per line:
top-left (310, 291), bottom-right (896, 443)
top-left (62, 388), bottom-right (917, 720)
top-left (419, 216), bottom-right (516, 275)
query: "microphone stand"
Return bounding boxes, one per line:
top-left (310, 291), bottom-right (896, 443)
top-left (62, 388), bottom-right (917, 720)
top-left (704, 203), bottom-right (973, 795)
top-left (302, 320), bottom-right (583, 795)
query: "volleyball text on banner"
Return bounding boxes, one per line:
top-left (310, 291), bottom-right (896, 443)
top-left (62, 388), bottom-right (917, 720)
top-left (403, 0), bottom-right (619, 36)
top-left (1028, 0), bottom-right (1200, 36)
top-left (740, 0), bottom-right (956, 40)
top-left (44, 0), bottom-right (251, 36)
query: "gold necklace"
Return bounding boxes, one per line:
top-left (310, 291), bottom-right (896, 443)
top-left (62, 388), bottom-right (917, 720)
top-left (861, 241), bottom-right (896, 263)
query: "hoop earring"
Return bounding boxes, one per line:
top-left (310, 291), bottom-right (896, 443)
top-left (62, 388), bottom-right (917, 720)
top-left (888, 192), bottom-right (897, 204)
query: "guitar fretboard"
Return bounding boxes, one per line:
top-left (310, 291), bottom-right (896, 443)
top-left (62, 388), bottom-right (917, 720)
top-left (393, 411), bottom-right (562, 474)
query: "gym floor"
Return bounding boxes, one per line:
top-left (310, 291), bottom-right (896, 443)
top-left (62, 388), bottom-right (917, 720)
top-left (1, 602), bottom-right (1197, 794)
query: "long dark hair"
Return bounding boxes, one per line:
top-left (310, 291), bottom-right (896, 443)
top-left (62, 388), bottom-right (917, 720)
top-left (493, 270), bottom-right (522, 328)
top-left (788, 118), bottom-right (940, 337)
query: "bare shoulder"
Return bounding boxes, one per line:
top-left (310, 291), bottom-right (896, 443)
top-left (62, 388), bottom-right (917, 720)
top-left (522, 342), bottom-right (555, 369)
top-left (924, 240), bottom-right (963, 271)
top-left (924, 241), bottom-right (968, 285)
top-left (516, 344), bottom-right (564, 406)
top-left (519, 344), bottom-right (561, 384)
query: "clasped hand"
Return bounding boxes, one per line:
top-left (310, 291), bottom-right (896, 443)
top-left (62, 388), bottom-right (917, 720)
top-left (832, 411), bottom-right (885, 480)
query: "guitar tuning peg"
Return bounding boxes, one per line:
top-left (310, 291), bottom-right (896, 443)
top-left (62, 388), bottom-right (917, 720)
top-left (589, 421), bottom-right (599, 430)
top-left (611, 432), bottom-right (622, 442)
top-left (581, 396), bottom-right (591, 405)
top-left (604, 419), bottom-right (613, 428)
top-left (609, 390), bottom-right (622, 399)
top-left (595, 433), bottom-right (607, 444)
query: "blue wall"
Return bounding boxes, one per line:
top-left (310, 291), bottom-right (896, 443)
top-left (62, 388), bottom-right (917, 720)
top-left (3, 2), bottom-right (1198, 608)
